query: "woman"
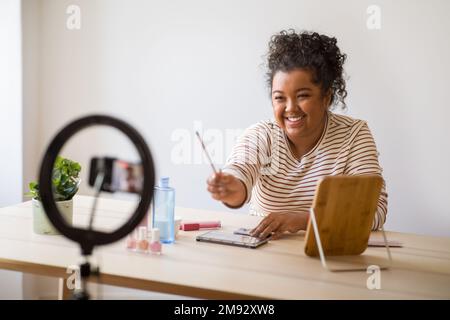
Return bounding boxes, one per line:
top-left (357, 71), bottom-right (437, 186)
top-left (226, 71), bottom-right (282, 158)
top-left (206, 30), bottom-right (388, 239)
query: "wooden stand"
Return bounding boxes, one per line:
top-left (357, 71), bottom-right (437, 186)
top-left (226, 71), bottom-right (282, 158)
top-left (305, 175), bottom-right (392, 272)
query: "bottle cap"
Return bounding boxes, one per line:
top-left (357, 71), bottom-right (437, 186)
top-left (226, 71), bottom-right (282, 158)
top-left (138, 226), bottom-right (147, 241)
top-left (151, 228), bottom-right (160, 242)
top-left (160, 177), bottom-right (169, 188)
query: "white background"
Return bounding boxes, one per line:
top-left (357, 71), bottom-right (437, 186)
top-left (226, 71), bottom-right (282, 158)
top-left (1, 0), bottom-right (449, 299)
top-left (0, 0), bottom-right (23, 299)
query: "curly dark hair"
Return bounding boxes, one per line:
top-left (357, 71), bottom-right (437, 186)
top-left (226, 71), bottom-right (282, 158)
top-left (266, 29), bottom-right (347, 108)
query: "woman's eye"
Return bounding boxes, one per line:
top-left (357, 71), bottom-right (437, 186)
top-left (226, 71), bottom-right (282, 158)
top-left (274, 96), bottom-right (284, 101)
top-left (297, 94), bottom-right (309, 99)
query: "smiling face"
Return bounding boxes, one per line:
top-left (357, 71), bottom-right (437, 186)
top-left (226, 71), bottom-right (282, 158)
top-left (272, 68), bottom-right (331, 150)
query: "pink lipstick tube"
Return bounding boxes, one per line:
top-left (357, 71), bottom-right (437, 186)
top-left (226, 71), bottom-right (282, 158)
top-left (180, 220), bottom-right (221, 231)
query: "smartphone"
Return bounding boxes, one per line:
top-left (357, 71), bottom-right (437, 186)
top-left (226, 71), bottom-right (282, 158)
top-left (89, 157), bottom-right (143, 193)
top-left (233, 227), bottom-right (271, 239)
top-left (233, 227), bottom-right (252, 236)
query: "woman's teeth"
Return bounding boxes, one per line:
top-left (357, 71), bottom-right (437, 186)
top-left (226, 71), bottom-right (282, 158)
top-left (286, 116), bottom-right (304, 121)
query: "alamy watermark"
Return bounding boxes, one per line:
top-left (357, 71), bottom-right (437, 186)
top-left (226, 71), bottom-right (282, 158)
top-left (170, 121), bottom-right (282, 176)
top-left (66, 4), bottom-right (81, 30)
top-left (66, 264), bottom-right (81, 290)
top-left (366, 265), bottom-right (381, 290)
top-left (367, 5), bottom-right (381, 30)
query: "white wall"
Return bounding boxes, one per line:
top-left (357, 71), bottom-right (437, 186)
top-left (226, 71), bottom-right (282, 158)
top-left (28, 0), bottom-right (450, 237)
top-left (0, 0), bottom-right (23, 299)
top-left (1, 0), bottom-right (23, 205)
top-left (21, 0), bottom-right (46, 299)
top-left (22, 0), bottom-right (41, 199)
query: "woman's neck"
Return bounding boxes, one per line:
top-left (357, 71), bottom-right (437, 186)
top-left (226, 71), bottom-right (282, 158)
top-left (288, 112), bottom-right (328, 160)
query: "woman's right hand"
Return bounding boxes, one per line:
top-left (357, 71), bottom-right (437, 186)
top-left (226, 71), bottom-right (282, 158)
top-left (206, 171), bottom-right (247, 208)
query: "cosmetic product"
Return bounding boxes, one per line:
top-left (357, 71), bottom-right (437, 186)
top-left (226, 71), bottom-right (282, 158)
top-left (152, 177), bottom-right (175, 244)
top-left (126, 229), bottom-right (137, 251)
top-left (174, 216), bottom-right (182, 238)
top-left (180, 221), bottom-right (221, 231)
top-left (195, 131), bottom-right (218, 174)
top-left (150, 228), bottom-right (162, 255)
top-left (137, 226), bottom-right (149, 253)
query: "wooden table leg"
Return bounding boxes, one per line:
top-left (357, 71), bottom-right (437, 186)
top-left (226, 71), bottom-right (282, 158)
top-left (57, 277), bottom-right (72, 300)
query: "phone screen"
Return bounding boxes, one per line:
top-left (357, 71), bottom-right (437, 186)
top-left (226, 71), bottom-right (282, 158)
top-left (233, 228), bottom-right (271, 239)
top-left (89, 157), bottom-right (143, 193)
top-left (233, 228), bottom-right (252, 236)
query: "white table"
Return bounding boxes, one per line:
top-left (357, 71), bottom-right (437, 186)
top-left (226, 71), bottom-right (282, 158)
top-left (0, 195), bottom-right (449, 299)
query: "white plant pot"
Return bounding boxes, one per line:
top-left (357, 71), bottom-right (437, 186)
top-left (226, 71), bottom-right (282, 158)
top-left (32, 198), bottom-right (73, 235)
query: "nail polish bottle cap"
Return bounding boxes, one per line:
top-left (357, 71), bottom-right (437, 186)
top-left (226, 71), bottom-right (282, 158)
top-left (138, 226), bottom-right (147, 241)
top-left (151, 228), bottom-right (160, 242)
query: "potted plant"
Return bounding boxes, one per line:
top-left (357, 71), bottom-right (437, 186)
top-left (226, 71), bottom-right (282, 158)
top-left (26, 156), bottom-right (81, 235)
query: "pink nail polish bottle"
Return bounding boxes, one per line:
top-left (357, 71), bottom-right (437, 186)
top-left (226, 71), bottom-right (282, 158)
top-left (137, 226), bottom-right (149, 253)
top-left (126, 229), bottom-right (137, 251)
top-left (150, 228), bottom-right (162, 255)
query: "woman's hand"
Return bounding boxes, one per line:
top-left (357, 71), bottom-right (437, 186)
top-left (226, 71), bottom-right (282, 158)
top-left (250, 211), bottom-right (310, 240)
top-left (206, 171), bottom-right (247, 208)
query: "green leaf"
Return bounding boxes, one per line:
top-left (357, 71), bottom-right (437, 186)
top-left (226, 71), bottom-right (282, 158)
top-left (26, 156), bottom-right (81, 201)
top-left (29, 181), bottom-right (38, 191)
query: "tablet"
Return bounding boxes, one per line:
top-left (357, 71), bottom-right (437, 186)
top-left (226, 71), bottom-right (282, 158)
top-left (196, 230), bottom-right (269, 249)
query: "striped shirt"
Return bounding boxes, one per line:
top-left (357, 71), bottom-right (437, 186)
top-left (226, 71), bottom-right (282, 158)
top-left (222, 111), bottom-right (388, 230)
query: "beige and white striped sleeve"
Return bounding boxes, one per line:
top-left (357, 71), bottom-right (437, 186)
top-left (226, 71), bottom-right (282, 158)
top-left (344, 121), bottom-right (388, 230)
top-left (221, 123), bottom-right (271, 205)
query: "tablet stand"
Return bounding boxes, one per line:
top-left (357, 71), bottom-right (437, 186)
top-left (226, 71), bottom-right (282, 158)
top-left (309, 207), bottom-right (393, 272)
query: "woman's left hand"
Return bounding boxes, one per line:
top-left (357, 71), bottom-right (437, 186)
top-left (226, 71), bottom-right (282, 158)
top-left (250, 211), bottom-right (310, 240)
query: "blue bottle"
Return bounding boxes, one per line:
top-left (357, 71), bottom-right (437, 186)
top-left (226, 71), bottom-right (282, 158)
top-left (152, 177), bottom-right (175, 244)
